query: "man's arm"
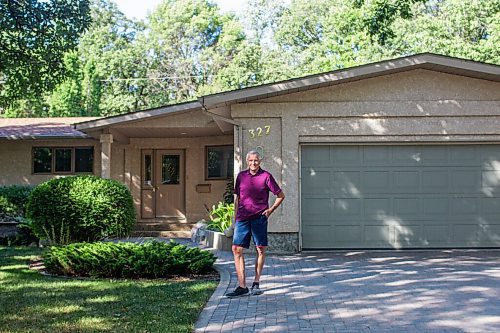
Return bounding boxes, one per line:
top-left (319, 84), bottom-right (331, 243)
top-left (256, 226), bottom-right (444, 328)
top-left (263, 191), bottom-right (285, 218)
top-left (233, 194), bottom-right (239, 223)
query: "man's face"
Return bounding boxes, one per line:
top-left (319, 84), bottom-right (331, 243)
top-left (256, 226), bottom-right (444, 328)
top-left (246, 154), bottom-right (261, 173)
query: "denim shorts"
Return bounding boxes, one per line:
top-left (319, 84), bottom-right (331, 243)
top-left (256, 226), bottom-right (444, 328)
top-left (233, 215), bottom-right (268, 248)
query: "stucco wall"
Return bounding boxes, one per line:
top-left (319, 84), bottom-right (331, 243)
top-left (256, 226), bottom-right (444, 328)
top-left (0, 139), bottom-right (101, 186)
top-left (110, 135), bottom-right (233, 222)
top-left (232, 69), bottom-right (500, 238)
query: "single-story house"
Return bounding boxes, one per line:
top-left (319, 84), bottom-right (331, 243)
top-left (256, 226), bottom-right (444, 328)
top-left (1, 53), bottom-right (499, 252)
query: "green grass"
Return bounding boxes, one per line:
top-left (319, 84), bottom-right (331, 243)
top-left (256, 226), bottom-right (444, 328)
top-left (0, 246), bottom-right (218, 333)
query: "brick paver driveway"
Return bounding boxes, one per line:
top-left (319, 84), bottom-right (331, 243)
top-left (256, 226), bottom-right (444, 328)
top-left (195, 250), bottom-right (500, 333)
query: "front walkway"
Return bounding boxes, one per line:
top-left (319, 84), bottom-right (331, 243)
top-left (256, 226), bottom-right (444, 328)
top-left (195, 249), bottom-right (500, 333)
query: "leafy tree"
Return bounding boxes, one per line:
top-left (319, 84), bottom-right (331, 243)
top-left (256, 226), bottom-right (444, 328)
top-left (354, 0), bottom-right (426, 45)
top-left (47, 0), bottom-right (149, 116)
top-left (384, 0), bottom-right (500, 64)
top-left (146, 0), bottom-right (247, 102)
top-left (0, 0), bottom-right (91, 111)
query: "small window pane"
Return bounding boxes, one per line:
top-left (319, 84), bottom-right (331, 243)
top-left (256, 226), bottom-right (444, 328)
top-left (207, 146), bottom-right (233, 179)
top-left (144, 154), bottom-right (152, 185)
top-left (55, 148), bottom-right (72, 172)
top-left (33, 148), bottom-right (52, 173)
top-left (75, 147), bottom-right (93, 173)
top-left (162, 155), bottom-right (180, 185)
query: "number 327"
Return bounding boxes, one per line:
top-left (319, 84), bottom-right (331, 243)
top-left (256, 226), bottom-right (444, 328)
top-left (248, 125), bottom-right (271, 138)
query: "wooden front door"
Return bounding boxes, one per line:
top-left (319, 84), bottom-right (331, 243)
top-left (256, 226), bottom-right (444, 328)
top-left (141, 149), bottom-right (185, 220)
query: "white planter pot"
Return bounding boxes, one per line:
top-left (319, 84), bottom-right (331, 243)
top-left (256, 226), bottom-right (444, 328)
top-left (204, 229), bottom-right (233, 251)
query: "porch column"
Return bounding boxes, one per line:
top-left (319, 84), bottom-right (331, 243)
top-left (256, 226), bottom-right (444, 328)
top-left (100, 133), bottom-right (113, 179)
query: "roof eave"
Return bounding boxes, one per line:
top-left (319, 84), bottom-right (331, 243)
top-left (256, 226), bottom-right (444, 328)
top-left (74, 101), bottom-right (202, 131)
top-left (201, 53), bottom-right (500, 109)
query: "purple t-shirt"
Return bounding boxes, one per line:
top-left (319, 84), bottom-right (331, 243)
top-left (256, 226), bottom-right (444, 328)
top-left (234, 168), bottom-right (282, 221)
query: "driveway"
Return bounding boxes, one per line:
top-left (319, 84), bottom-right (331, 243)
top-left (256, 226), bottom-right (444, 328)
top-left (195, 249), bottom-right (500, 333)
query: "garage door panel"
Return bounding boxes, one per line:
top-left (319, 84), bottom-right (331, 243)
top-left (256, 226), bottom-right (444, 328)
top-left (481, 197), bottom-right (500, 214)
top-left (331, 146), bottom-right (361, 164)
top-left (393, 171), bottom-right (420, 191)
top-left (363, 146), bottom-right (390, 165)
top-left (479, 224), bottom-right (500, 245)
top-left (422, 225), bottom-right (450, 243)
top-left (302, 169), bottom-right (331, 194)
top-left (333, 172), bottom-right (362, 197)
top-left (452, 224), bottom-right (479, 243)
top-left (334, 225), bottom-right (362, 242)
top-left (451, 197), bottom-right (479, 215)
top-left (420, 146), bottom-right (449, 165)
top-left (364, 198), bottom-right (391, 217)
top-left (450, 146), bottom-right (479, 165)
top-left (302, 198), bottom-right (332, 219)
top-left (391, 146), bottom-right (421, 166)
top-left (301, 146), bottom-right (330, 167)
top-left (365, 225), bottom-right (391, 242)
top-left (422, 170), bottom-right (449, 190)
top-left (451, 170), bottom-right (481, 191)
top-left (302, 225), bottom-right (332, 248)
top-left (422, 197), bottom-right (449, 215)
top-left (394, 198), bottom-right (420, 216)
top-left (333, 198), bottom-right (361, 217)
top-left (482, 171), bottom-right (500, 195)
top-left (395, 225), bottom-right (423, 247)
top-left (363, 171), bottom-right (390, 192)
top-left (301, 145), bottom-right (500, 249)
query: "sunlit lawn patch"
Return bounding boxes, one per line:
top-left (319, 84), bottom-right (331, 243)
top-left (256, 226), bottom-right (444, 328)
top-left (0, 246), bottom-right (217, 333)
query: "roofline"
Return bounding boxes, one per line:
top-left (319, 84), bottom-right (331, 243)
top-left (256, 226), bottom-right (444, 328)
top-left (74, 100), bottom-right (201, 131)
top-left (0, 135), bottom-right (90, 140)
top-left (201, 53), bottom-right (500, 108)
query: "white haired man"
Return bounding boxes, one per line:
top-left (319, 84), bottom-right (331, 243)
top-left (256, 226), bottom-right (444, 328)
top-left (225, 150), bottom-right (285, 298)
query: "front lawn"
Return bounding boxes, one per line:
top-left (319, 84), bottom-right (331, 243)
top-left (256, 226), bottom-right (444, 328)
top-left (0, 246), bottom-right (218, 333)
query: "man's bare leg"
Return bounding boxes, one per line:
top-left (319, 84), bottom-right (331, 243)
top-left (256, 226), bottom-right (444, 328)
top-left (254, 246), bottom-right (266, 283)
top-left (232, 245), bottom-right (246, 287)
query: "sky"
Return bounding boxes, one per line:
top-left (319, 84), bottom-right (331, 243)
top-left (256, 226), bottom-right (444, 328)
top-left (113, 0), bottom-right (247, 20)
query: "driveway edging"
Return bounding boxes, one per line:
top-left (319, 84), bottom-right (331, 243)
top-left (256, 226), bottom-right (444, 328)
top-left (194, 261), bottom-right (231, 332)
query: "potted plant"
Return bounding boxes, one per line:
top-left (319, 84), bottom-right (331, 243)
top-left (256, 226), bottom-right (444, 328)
top-left (204, 202), bottom-right (234, 251)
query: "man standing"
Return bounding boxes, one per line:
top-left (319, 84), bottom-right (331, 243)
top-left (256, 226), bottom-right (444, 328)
top-left (225, 150), bottom-right (285, 298)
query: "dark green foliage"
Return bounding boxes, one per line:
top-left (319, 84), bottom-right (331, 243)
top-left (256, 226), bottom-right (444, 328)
top-left (0, 185), bottom-right (34, 217)
top-left (43, 241), bottom-right (217, 278)
top-left (0, 219), bottom-right (39, 246)
top-left (207, 202), bottom-right (234, 232)
top-left (223, 178), bottom-right (234, 204)
top-left (26, 176), bottom-right (136, 244)
top-left (0, 0), bottom-right (91, 107)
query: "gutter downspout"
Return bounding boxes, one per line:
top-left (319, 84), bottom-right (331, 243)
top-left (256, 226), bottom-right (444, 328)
top-left (200, 97), bottom-right (243, 177)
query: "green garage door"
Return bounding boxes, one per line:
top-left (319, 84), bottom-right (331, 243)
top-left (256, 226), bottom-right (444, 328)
top-left (301, 145), bottom-right (500, 249)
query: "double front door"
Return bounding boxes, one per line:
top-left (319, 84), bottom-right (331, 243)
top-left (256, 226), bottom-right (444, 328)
top-left (141, 149), bottom-right (185, 220)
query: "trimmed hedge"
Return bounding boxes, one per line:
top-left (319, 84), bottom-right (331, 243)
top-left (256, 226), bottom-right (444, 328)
top-left (0, 185), bottom-right (33, 217)
top-left (27, 176), bottom-right (135, 244)
top-left (43, 241), bottom-right (217, 278)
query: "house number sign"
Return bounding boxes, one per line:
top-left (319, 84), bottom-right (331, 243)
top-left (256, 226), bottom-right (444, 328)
top-left (248, 125), bottom-right (271, 139)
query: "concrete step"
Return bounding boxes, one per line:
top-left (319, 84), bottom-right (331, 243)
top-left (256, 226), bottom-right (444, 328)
top-left (131, 230), bottom-right (191, 238)
top-left (133, 222), bottom-right (195, 232)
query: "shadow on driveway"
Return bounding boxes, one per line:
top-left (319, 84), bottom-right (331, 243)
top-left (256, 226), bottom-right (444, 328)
top-left (197, 249), bottom-right (500, 333)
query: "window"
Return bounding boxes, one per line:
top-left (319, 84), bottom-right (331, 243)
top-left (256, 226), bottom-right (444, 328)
top-left (33, 147), bottom-right (93, 174)
top-left (206, 145), bottom-right (233, 179)
top-left (161, 154), bottom-right (180, 184)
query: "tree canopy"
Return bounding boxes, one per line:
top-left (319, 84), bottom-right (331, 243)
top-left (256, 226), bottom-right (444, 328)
top-left (1, 0), bottom-right (498, 117)
top-left (0, 0), bottom-right (91, 111)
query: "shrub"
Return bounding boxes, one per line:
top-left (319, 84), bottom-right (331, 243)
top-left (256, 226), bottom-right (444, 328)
top-left (223, 178), bottom-right (234, 204)
top-left (0, 185), bottom-right (33, 217)
top-left (43, 241), bottom-right (217, 278)
top-left (0, 196), bottom-right (17, 217)
top-left (26, 176), bottom-right (135, 244)
top-left (207, 202), bottom-right (234, 232)
top-left (0, 219), bottom-right (39, 246)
